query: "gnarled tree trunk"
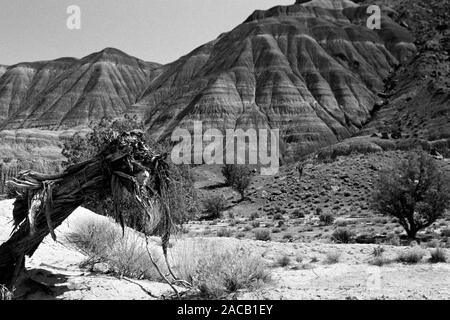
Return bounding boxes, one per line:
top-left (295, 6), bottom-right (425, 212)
top-left (0, 131), bottom-right (171, 289)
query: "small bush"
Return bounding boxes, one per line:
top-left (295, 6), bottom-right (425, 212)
top-left (254, 229), bottom-right (271, 241)
top-left (325, 251), bottom-right (341, 264)
top-left (217, 228), bottom-right (233, 238)
top-left (319, 213), bottom-right (334, 225)
top-left (67, 218), bottom-right (161, 280)
top-left (277, 255), bottom-right (291, 267)
top-left (331, 228), bottom-right (355, 243)
top-left (369, 257), bottom-right (391, 266)
top-left (291, 209), bottom-right (305, 218)
top-left (202, 195), bottom-right (227, 220)
top-left (175, 244), bottom-right (271, 299)
top-left (0, 285), bottom-right (12, 300)
top-left (251, 221), bottom-right (260, 228)
top-left (429, 248), bottom-right (447, 263)
top-left (396, 247), bottom-right (425, 264)
top-left (372, 246), bottom-right (385, 258)
top-left (441, 228), bottom-right (450, 237)
top-left (249, 212), bottom-right (259, 220)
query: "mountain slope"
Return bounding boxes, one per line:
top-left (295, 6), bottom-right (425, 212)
top-left (1, 48), bottom-right (162, 130)
top-left (358, 0), bottom-right (450, 142)
top-left (0, 59), bottom-right (77, 123)
top-left (132, 0), bottom-right (415, 160)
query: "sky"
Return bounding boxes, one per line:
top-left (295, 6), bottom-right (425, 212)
top-left (0, 0), bottom-right (295, 66)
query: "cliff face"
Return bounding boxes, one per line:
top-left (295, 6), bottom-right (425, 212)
top-left (132, 0), bottom-right (415, 159)
top-left (0, 49), bottom-right (162, 130)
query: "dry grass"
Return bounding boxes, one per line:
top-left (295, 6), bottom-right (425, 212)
top-left (67, 218), bottom-right (162, 280)
top-left (396, 247), bottom-right (425, 264)
top-left (67, 218), bottom-right (271, 299)
top-left (429, 248), bottom-right (447, 263)
top-left (173, 241), bottom-right (271, 299)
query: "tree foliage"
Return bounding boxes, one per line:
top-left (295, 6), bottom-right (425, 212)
top-left (222, 165), bottom-right (253, 200)
top-left (372, 151), bottom-right (450, 238)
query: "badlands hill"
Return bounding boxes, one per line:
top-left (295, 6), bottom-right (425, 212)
top-left (0, 48), bottom-right (161, 130)
top-left (132, 0), bottom-right (415, 159)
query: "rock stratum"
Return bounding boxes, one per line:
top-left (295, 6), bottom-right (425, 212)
top-left (131, 0), bottom-right (415, 159)
top-left (0, 48), bottom-right (161, 129)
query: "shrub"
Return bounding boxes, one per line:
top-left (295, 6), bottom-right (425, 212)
top-left (369, 257), bottom-right (391, 266)
top-left (249, 212), bottom-right (259, 220)
top-left (175, 243), bottom-right (271, 299)
top-left (331, 228), bottom-right (355, 243)
top-left (325, 251), bottom-right (341, 264)
top-left (429, 248), bottom-right (447, 263)
top-left (0, 285), bottom-right (12, 300)
top-left (372, 246), bottom-right (385, 258)
top-left (222, 165), bottom-right (253, 200)
top-left (291, 209), bottom-right (305, 218)
top-left (217, 228), bottom-right (233, 238)
top-left (396, 247), bottom-right (425, 264)
top-left (319, 213), bottom-right (334, 225)
top-left (254, 229), bottom-right (271, 241)
top-left (67, 218), bottom-right (162, 280)
top-left (372, 151), bottom-right (450, 239)
top-left (251, 221), bottom-right (260, 228)
top-left (441, 228), bottom-right (450, 237)
top-left (202, 195), bottom-right (227, 220)
top-left (277, 255), bottom-right (291, 267)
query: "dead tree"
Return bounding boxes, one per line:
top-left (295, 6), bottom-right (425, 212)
top-left (0, 131), bottom-right (175, 289)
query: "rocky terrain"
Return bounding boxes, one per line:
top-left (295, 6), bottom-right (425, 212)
top-left (359, 0), bottom-right (450, 141)
top-left (0, 48), bottom-right (161, 130)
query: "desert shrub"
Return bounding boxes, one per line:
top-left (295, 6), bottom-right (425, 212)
top-left (429, 248), bottom-right (447, 263)
top-left (61, 115), bottom-right (197, 233)
top-left (369, 256), bottom-right (391, 266)
top-left (331, 228), bottom-right (355, 243)
top-left (277, 255), bottom-right (291, 267)
top-left (254, 229), bottom-right (271, 241)
top-left (217, 228), bottom-right (233, 238)
top-left (251, 221), bottom-right (260, 228)
top-left (396, 247), bottom-right (425, 264)
top-left (0, 285), bottom-right (12, 300)
top-left (319, 212), bottom-right (334, 225)
top-left (175, 243), bottom-right (271, 299)
top-left (441, 228), bottom-right (450, 237)
top-left (249, 212), bottom-right (259, 220)
top-left (291, 209), bottom-right (305, 218)
top-left (372, 151), bottom-right (450, 239)
top-left (325, 251), bottom-right (341, 264)
top-left (67, 218), bottom-right (162, 280)
top-left (222, 165), bottom-right (253, 200)
top-left (372, 246), bottom-right (385, 258)
top-left (202, 195), bottom-right (227, 220)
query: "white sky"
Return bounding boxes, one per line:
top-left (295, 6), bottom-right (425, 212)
top-left (0, 0), bottom-right (294, 65)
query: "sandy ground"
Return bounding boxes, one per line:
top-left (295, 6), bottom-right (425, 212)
top-left (1, 199), bottom-right (450, 300)
top-left (0, 200), bottom-right (178, 300)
